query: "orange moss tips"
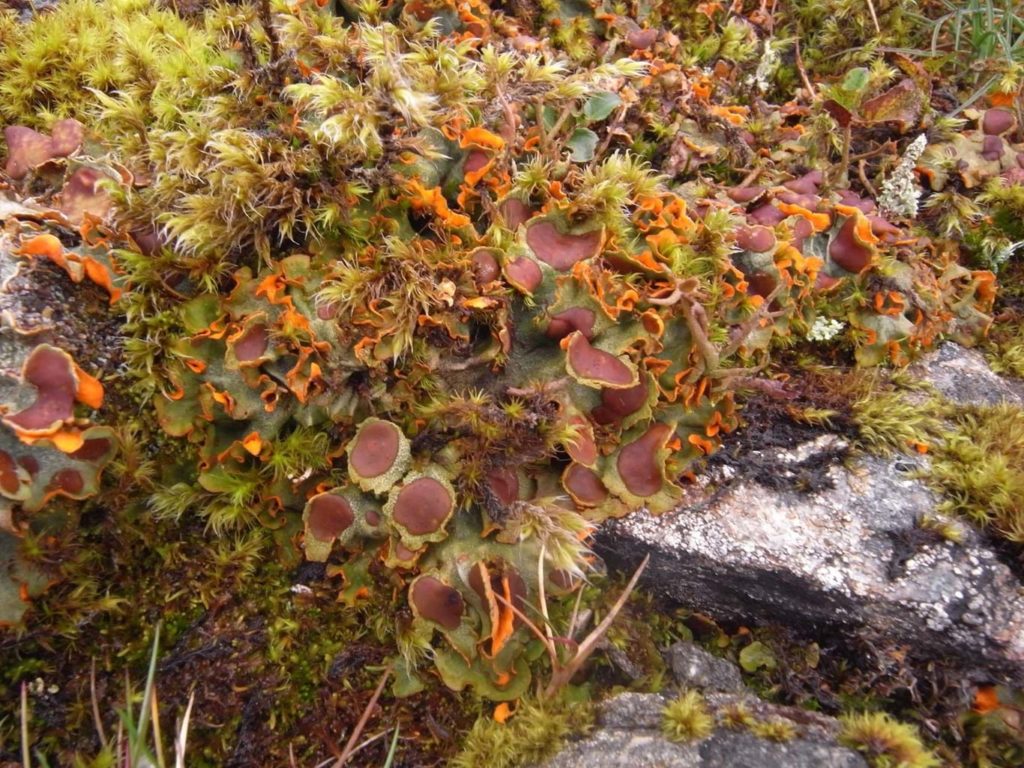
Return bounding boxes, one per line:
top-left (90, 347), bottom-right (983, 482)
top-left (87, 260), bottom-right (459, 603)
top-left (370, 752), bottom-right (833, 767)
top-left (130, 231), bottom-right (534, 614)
top-left (303, 492), bottom-right (356, 562)
top-left (410, 575), bottom-right (465, 630)
top-left (386, 471), bottom-right (456, 544)
top-left (504, 256), bottom-right (543, 294)
top-left (562, 463), bottom-right (609, 507)
top-left (564, 331), bottom-right (639, 389)
top-left (829, 215), bottom-right (878, 274)
top-left (4, 345), bottom-right (100, 441)
top-left (347, 418), bottom-right (411, 494)
top-left (545, 307), bottom-right (597, 340)
top-left (525, 219), bottom-right (604, 270)
top-left (615, 422), bottom-right (674, 498)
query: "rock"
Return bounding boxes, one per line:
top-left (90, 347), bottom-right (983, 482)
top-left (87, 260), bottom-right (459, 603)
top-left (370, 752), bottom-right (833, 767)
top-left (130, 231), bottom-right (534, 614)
top-left (667, 641), bottom-right (744, 693)
top-left (539, 692), bottom-right (867, 768)
top-left (907, 341), bottom-right (1024, 406)
top-left (698, 730), bottom-right (865, 768)
top-left (596, 345), bottom-right (1024, 685)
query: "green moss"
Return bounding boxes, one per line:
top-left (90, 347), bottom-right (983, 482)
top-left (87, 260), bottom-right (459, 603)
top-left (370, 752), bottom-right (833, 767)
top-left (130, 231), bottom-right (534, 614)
top-left (851, 389), bottom-right (942, 456)
top-left (451, 695), bottom-right (592, 768)
top-left (662, 690), bottom-right (714, 743)
top-left (930, 403), bottom-right (1024, 543)
top-left (0, 0), bottom-right (221, 131)
top-left (749, 717), bottom-right (798, 742)
top-left (839, 711), bottom-right (939, 768)
top-left (718, 702), bottom-right (757, 730)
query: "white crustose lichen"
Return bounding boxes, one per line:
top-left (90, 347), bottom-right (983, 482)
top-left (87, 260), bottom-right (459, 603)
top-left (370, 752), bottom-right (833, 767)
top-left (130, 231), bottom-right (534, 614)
top-left (878, 133), bottom-right (928, 219)
top-left (807, 317), bottom-right (846, 342)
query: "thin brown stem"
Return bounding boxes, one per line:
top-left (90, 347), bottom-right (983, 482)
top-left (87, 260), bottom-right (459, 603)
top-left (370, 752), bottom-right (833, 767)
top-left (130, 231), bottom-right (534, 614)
top-left (544, 554), bottom-right (649, 698)
top-left (793, 37), bottom-right (815, 100)
top-left (333, 665), bottom-right (392, 768)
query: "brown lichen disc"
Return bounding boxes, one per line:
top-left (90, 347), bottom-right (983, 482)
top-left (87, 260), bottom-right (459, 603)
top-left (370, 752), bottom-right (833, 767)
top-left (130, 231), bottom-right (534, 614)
top-left (464, 150), bottom-right (490, 174)
top-left (59, 167), bottom-right (112, 223)
top-left (351, 421), bottom-right (401, 478)
top-left (982, 109), bottom-right (1015, 136)
top-left (727, 186), bottom-right (766, 204)
top-left (69, 436), bottom-right (113, 461)
top-left (566, 333), bottom-right (636, 387)
top-left (735, 226), bottom-right (777, 253)
top-left (3, 126), bottom-right (56, 179)
top-left (0, 451), bottom-right (22, 495)
top-left (233, 324), bottom-right (269, 362)
top-left (526, 220), bottom-right (603, 270)
top-left (617, 423), bottom-right (673, 497)
top-left (393, 477), bottom-right (453, 535)
top-left (565, 418), bottom-right (598, 465)
top-left (563, 463), bottom-right (609, 506)
top-left (982, 135), bottom-right (1004, 161)
top-left (750, 204), bottom-right (785, 226)
top-left (486, 467), bottom-right (519, 505)
top-left (545, 308), bottom-right (596, 340)
top-left (592, 381), bottom-right (648, 425)
top-left (472, 249), bottom-right (501, 284)
top-left (828, 217), bottom-right (874, 273)
top-left (230, 323), bottom-right (266, 362)
top-left (505, 256), bottom-right (542, 293)
top-left (48, 468), bottom-right (84, 495)
top-left (746, 272), bottom-right (778, 299)
top-left (501, 198), bottom-right (533, 229)
top-left (411, 576), bottom-right (464, 630)
top-left (49, 119), bottom-right (84, 157)
top-left (307, 494), bottom-right (355, 541)
top-left (6, 347), bottom-right (78, 432)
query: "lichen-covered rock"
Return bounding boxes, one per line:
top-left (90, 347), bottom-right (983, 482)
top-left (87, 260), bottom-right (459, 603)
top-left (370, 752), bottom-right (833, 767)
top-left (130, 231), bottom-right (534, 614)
top-left (539, 692), bottom-right (867, 768)
top-left (907, 341), bottom-right (1024, 406)
top-left (667, 641), bottom-right (745, 693)
top-left (597, 414), bottom-right (1024, 684)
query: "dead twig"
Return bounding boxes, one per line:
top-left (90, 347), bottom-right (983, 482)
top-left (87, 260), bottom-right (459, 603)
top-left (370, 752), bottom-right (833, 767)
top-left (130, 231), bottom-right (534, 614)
top-left (332, 664), bottom-right (393, 768)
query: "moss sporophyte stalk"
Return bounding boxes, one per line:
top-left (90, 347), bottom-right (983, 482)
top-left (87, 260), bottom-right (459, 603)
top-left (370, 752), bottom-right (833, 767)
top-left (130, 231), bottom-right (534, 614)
top-left (0, 0), bottom-right (1015, 714)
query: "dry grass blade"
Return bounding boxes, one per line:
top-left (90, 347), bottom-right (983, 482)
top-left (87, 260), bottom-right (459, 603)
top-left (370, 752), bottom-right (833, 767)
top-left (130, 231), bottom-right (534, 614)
top-left (332, 664), bottom-right (393, 767)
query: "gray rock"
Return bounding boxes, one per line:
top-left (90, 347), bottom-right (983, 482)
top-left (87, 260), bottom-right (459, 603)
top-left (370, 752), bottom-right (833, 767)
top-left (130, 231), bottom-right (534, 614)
top-left (598, 692), bottom-right (669, 730)
top-left (699, 731), bottom-right (865, 768)
top-left (667, 642), bottom-right (744, 693)
top-left (539, 692), bottom-right (867, 768)
top-left (542, 728), bottom-right (702, 768)
top-left (907, 341), bottom-right (1023, 406)
top-left (597, 429), bottom-right (1024, 684)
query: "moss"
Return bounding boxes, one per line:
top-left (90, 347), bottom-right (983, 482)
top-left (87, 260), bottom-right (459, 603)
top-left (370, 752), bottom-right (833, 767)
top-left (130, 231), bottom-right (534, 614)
top-left (0, 0), bottom-right (221, 131)
top-left (662, 690), bottom-right (714, 743)
top-left (718, 702), bottom-right (757, 730)
top-left (749, 717), bottom-right (798, 742)
top-left (839, 711), bottom-right (940, 768)
top-left (930, 403), bottom-right (1024, 543)
top-left (851, 389), bottom-right (942, 456)
top-left (451, 695), bottom-right (592, 768)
